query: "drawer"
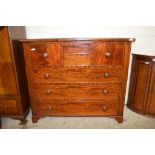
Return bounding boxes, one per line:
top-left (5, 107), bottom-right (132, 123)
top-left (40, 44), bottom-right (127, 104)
top-left (34, 83), bottom-right (120, 100)
top-left (29, 42), bottom-right (61, 67)
top-left (32, 66), bottom-right (123, 83)
top-left (35, 100), bottom-right (118, 116)
top-left (92, 42), bottom-right (124, 65)
top-left (64, 52), bottom-right (91, 66)
top-left (0, 99), bottom-right (18, 114)
top-left (28, 41), bottom-right (124, 67)
top-left (63, 41), bottom-right (93, 66)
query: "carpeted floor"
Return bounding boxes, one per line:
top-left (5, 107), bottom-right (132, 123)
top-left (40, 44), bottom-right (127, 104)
top-left (1, 105), bottom-right (155, 129)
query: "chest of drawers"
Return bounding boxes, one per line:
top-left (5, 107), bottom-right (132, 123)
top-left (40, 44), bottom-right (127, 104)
top-left (20, 38), bottom-right (134, 123)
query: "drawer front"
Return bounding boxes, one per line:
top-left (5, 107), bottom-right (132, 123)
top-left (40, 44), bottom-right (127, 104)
top-left (29, 43), bottom-right (61, 67)
top-left (0, 99), bottom-right (17, 114)
top-left (64, 52), bottom-right (91, 66)
top-left (36, 100), bottom-right (118, 116)
top-left (28, 41), bottom-right (124, 67)
top-left (32, 66), bottom-right (123, 83)
top-left (92, 42), bottom-right (124, 65)
top-left (34, 83), bottom-right (120, 100)
top-left (63, 41), bottom-right (93, 66)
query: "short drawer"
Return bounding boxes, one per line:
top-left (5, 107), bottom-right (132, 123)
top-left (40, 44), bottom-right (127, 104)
top-left (35, 100), bottom-right (118, 116)
top-left (34, 83), bottom-right (120, 100)
top-left (92, 42), bottom-right (124, 65)
top-left (0, 99), bottom-right (18, 114)
top-left (32, 66), bottom-right (123, 83)
top-left (29, 42), bottom-right (61, 67)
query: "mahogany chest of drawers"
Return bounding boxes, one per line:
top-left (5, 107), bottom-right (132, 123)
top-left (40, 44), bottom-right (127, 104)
top-left (20, 38), bottom-right (134, 123)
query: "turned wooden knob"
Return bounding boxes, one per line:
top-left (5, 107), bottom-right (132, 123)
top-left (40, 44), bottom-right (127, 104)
top-left (43, 73), bottom-right (50, 79)
top-left (105, 52), bottom-right (112, 58)
top-left (104, 72), bottom-right (110, 78)
top-left (42, 52), bottom-right (48, 58)
top-left (4, 105), bottom-right (8, 109)
top-left (103, 89), bottom-right (108, 94)
top-left (46, 89), bottom-right (52, 95)
top-left (102, 105), bottom-right (107, 111)
top-left (48, 105), bottom-right (52, 111)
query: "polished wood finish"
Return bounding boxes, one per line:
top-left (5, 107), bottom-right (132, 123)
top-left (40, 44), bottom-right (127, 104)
top-left (32, 66), bottom-right (123, 83)
top-left (0, 27), bottom-right (17, 95)
top-left (34, 83), bottom-right (120, 100)
top-left (0, 99), bottom-right (17, 114)
top-left (36, 100), bottom-right (118, 116)
top-left (0, 26), bottom-right (30, 126)
top-left (20, 38), bottom-right (135, 42)
top-left (30, 43), bottom-right (61, 67)
top-left (127, 54), bottom-right (155, 118)
top-left (147, 64), bottom-right (155, 115)
top-left (93, 42), bottom-right (124, 65)
top-left (20, 38), bottom-right (134, 123)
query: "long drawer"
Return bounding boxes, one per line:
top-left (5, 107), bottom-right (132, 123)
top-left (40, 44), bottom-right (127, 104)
top-left (35, 100), bottom-right (118, 116)
top-left (32, 66), bottom-right (123, 83)
top-left (34, 83), bottom-right (120, 100)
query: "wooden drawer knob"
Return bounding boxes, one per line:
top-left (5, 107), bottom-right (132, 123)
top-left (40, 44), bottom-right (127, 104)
top-left (46, 89), bottom-right (52, 95)
top-left (42, 52), bottom-right (48, 58)
top-left (103, 89), bottom-right (108, 94)
top-left (102, 105), bottom-right (107, 111)
top-left (104, 72), bottom-right (110, 78)
top-left (43, 73), bottom-right (50, 79)
top-left (48, 105), bottom-right (52, 111)
top-left (4, 105), bottom-right (8, 109)
top-left (105, 52), bottom-right (112, 58)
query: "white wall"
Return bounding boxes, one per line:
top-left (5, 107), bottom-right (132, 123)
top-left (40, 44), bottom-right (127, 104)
top-left (25, 26), bottom-right (155, 104)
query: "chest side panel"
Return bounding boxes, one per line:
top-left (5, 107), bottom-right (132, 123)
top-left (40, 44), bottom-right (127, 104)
top-left (0, 27), bottom-right (18, 96)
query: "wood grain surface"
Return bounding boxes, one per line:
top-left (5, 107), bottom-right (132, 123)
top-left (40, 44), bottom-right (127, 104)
top-left (21, 38), bottom-right (134, 123)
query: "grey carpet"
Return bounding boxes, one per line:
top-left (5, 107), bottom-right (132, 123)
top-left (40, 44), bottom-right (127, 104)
top-left (1, 106), bottom-right (155, 129)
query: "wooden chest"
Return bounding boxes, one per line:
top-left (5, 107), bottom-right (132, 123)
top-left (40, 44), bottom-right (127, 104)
top-left (0, 26), bottom-right (30, 126)
top-left (20, 38), bottom-right (134, 123)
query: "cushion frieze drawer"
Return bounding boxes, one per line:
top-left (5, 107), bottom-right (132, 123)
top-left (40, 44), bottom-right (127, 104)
top-left (34, 83), bottom-right (120, 100)
top-left (63, 41), bottom-right (93, 66)
top-left (32, 66), bottom-right (123, 83)
top-left (36, 100), bottom-right (118, 116)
